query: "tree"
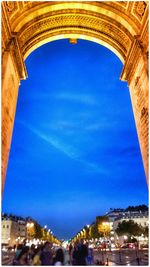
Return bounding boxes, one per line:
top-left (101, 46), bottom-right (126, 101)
top-left (96, 216), bottom-right (110, 238)
top-left (142, 226), bottom-right (149, 237)
top-left (115, 220), bottom-right (143, 238)
top-left (90, 222), bottom-right (100, 238)
top-left (34, 222), bottom-right (43, 239)
top-left (96, 216), bottom-right (109, 224)
top-left (125, 205), bottom-right (148, 212)
top-left (98, 223), bottom-right (110, 238)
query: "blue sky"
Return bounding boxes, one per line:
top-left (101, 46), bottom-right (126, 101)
top-left (2, 39), bottom-right (148, 240)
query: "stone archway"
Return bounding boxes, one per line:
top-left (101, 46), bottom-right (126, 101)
top-left (2, 1), bottom-right (149, 194)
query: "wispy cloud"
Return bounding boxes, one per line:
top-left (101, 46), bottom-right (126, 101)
top-left (17, 120), bottom-right (107, 174)
top-left (17, 120), bottom-right (79, 159)
top-left (85, 123), bottom-right (102, 131)
top-left (45, 120), bottom-right (109, 133)
top-left (55, 93), bottom-right (97, 106)
top-left (48, 121), bottom-right (76, 131)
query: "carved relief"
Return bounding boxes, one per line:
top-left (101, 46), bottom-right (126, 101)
top-left (133, 73), bottom-right (149, 165)
top-left (7, 36), bottom-right (27, 80)
top-left (18, 14), bottom-right (130, 56)
top-left (136, 2), bottom-right (147, 16)
top-left (141, 107), bottom-right (148, 118)
top-left (6, 1), bottom-right (17, 12)
top-left (140, 107), bottom-right (149, 157)
top-left (5, 1), bottom-right (18, 15)
top-left (133, 1), bottom-right (147, 21)
top-left (134, 78), bottom-right (145, 112)
top-left (134, 76), bottom-right (140, 87)
top-left (134, 35), bottom-right (148, 54)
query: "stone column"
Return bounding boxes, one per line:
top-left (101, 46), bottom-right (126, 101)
top-left (121, 29), bottom-right (148, 183)
top-left (2, 35), bottom-right (27, 195)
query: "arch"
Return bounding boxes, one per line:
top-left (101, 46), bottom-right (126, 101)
top-left (6, 2), bottom-right (135, 62)
top-left (24, 33), bottom-right (126, 63)
top-left (2, 1), bottom-right (149, 194)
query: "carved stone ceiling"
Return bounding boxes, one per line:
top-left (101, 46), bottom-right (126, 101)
top-left (2, 1), bottom-right (148, 62)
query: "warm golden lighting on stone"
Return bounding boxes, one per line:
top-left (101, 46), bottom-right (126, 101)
top-left (69, 38), bottom-right (77, 44)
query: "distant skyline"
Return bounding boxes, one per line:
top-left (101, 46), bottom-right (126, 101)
top-left (2, 39), bottom-right (148, 240)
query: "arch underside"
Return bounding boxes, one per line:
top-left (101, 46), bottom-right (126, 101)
top-left (18, 12), bottom-right (133, 63)
top-left (22, 28), bottom-right (128, 63)
top-left (4, 2), bottom-right (142, 64)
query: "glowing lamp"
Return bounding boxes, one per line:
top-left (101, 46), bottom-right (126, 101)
top-left (69, 38), bottom-right (77, 44)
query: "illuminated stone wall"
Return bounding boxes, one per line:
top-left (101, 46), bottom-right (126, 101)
top-left (2, 1), bottom-right (149, 193)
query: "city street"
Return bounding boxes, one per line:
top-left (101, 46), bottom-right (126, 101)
top-left (93, 249), bottom-right (148, 266)
top-left (2, 250), bottom-right (15, 266)
top-left (2, 248), bottom-right (148, 266)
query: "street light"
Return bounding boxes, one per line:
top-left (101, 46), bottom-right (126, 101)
top-left (26, 222), bottom-right (34, 240)
top-left (27, 222), bottom-right (34, 228)
top-left (102, 222), bottom-right (110, 239)
top-left (123, 235), bottom-right (128, 245)
top-left (86, 225), bottom-right (90, 240)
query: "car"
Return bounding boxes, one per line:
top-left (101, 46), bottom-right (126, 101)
top-left (121, 243), bottom-right (136, 249)
top-left (141, 243), bottom-right (149, 249)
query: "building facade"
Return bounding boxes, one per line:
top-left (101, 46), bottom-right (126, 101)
top-left (104, 208), bottom-right (148, 246)
top-left (112, 211), bottom-right (148, 246)
top-left (18, 219), bottom-right (27, 240)
top-left (113, 211), bottom-right (148, 230)
top-left (1, 214), bottom-right (27, 247)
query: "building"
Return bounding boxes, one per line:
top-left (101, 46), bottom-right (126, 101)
top-left (2, 215), bottom-right (18, 246)
top-left (112, 211), bottom-right (148, 246)
top-left (113, 211), bottom-right (148, 231)
top-left (105, 209), bottom-right (125, 222)
top-left (104, 208), bottom-right (148, 246)
top-left (1, 214), bottom-right (27, 247)
top-left (106, 208), bottom-right (149, 228)
top-left (18, 218), bottom-right (27, 241)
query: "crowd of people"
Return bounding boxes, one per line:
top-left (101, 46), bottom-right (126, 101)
top-left (12, 239), bottom-right (97, 266)
top-left (68, 239), bottom-right (93, 265)
top-left (13, 241), bottom-right (63, 266)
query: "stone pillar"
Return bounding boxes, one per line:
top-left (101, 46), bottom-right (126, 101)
top-left (2, 35), bottom-right (27, 195)
top-left (121, 30), bottom-right (148, 182)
